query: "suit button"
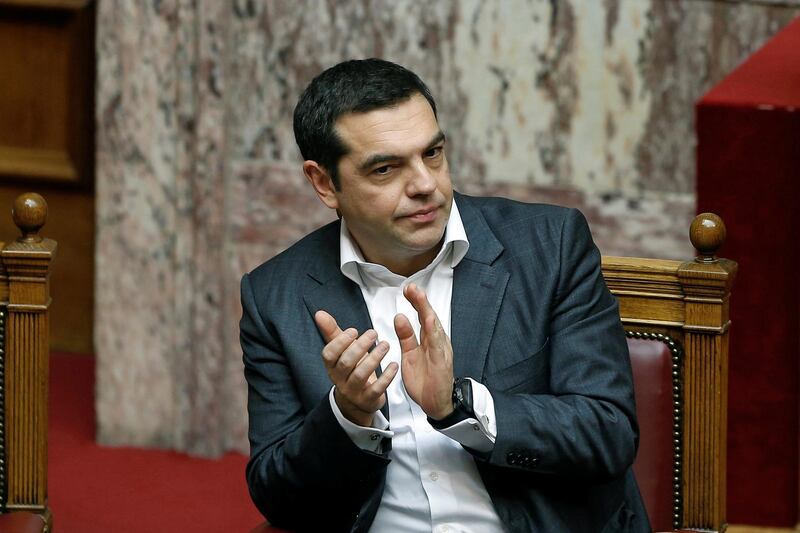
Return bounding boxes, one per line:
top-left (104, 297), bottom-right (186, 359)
top-left (506, 452), bottom-right (517, 465)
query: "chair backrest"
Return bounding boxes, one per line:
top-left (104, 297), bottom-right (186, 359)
top-left (601, 213), bottom-right (736, 533)
top-left (0, 193), bottom-right (56, 531)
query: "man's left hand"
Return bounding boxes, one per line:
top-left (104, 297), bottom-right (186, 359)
top-left (394, 283), bottom-right (454, 420)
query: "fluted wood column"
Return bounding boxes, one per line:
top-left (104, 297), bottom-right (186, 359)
top-left (677, 215), bottom-right (736, 531)
top-left (0, 193), bottom-right (55, 529)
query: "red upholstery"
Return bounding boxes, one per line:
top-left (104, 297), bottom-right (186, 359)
top-left (628, 337), bottom-right (675, 532)
top-left (0, 512), bottom-right (46, 533)
top-left (248, 523), bottom-right (287, 533)
top-left (697, 18), bottom-right (800, 525)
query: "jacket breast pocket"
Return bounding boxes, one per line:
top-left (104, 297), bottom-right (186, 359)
top-left (483, 338), bottom-right (550, 393)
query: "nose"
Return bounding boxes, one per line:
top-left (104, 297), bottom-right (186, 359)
top-left (406, 160), bottom-right (436, 197)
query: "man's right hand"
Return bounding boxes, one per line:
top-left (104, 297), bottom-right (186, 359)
top-left (315, 310), bottom-right (398, 427)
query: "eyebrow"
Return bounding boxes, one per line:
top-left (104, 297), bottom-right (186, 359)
top-left (356, 130), bottom-right (446, 174)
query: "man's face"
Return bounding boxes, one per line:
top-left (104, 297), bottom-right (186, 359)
top-left (323, 94), bottom-right (453, 276)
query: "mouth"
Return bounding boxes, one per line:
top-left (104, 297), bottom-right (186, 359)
top-left (402, 205), bottom-right (440, 223)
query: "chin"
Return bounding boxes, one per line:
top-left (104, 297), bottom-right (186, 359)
top-left (405, 228), bottom-right (447, 253)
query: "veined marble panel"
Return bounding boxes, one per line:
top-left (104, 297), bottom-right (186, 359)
top-left (96, 0), bottom-right (187, 448)
top-left (96, 0), bottom-right (800, 455)
top-left (228, 161), bottom-right (336, 246)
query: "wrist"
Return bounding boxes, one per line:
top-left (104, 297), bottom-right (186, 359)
top-left (430, 404), bottom-right (455, 421)
top-left (334, 388), bottom-right (375, 427)
top-left (428, 377), bottom-right (475, 428)
top-left (428, 379), bottom-right (456, 420)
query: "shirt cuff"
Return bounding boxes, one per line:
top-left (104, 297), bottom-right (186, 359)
top-left (435, 379), bottom-right (497, 453)
top-left (328, 387), bottom-right (393, 453)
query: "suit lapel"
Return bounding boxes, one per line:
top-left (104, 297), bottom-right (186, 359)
top-left (451, 194), bottom-right (510, 381)
top-left (303, 276), bottom-right (374, 341)
top-left (301, 221), bottom-right (387, 419)
top-left (301, 221), bottom-right (373, 333)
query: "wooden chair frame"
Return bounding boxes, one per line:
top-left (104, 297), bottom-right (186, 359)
top-left (601, 213), bottom-right (736, 532)
top-left (0, 194), bottom-right (56, 532)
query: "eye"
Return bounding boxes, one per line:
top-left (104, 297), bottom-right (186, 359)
top-left (374, 165), bottom-right (392, 175)
top-left (425, 146), bottom-right (443, 158)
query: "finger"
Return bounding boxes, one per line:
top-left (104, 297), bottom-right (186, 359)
top-left (347, 341), bottom-right (389, 387)
top-left (320, 327), bottom-right (358, 368)
top-left (335, 329), bottom-right (378, 377)
top-left (366, 362), bottom-right (399, 400)
top-left (403, 283), bottom-right (440, 334)
top-left (394, 313), bottom-right (419, 355)
top-left (314, 310), bottom-right (343, 343)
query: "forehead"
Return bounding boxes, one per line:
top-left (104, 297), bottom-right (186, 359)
top-left (334, 94), bottom-right (440, 156)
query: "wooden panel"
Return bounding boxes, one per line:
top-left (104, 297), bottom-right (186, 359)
top-left (0, 2), bottom-right (94, 185)
top-left (0, 1), bottom-right (95, 353)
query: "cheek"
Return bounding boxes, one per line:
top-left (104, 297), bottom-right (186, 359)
top-left (436, 167), bottom-right (452, 194)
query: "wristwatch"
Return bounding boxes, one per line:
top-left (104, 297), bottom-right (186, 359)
top-left (428, 377), bottom-right (475, 429)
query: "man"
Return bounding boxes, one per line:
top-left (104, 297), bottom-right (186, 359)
top-left (241, 59), bottom-right (650, 532)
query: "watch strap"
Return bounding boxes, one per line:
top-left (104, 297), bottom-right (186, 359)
top-left (428, 377), bottom-right (475, 429)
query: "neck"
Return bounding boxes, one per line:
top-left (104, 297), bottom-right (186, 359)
top-left (354, 237), bottom-right (444, 278)
top-left (384, 246), bottom-right (443, 277)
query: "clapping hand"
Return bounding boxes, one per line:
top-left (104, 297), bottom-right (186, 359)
top-left (394, 283), bottom-right (455, 420)
top-left (314, 310), bottom-right (399, 427)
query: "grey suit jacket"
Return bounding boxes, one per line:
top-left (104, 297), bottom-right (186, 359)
top-left (241, 193), bottom-right (650, 532)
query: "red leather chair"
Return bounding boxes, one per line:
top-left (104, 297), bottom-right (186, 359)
top-left (629, 335), bottom-right (683, 531)
top-left (0, 513), bottom-right (48, 533)
top-left (604, 213), bottom-right (735, 532)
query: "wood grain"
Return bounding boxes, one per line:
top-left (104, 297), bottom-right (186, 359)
top-left (602, 213), bottom-right (737, 532)
top-left (0, 193), bottom-right (55, 530)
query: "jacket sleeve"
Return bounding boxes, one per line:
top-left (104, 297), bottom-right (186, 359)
top-left (240, 272), bottom-right (390, 531)
top-left (477, 208), bottom-right (638, 481)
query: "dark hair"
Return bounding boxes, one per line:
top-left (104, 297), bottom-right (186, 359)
top-left (293, 58), bottom-right (438, 188)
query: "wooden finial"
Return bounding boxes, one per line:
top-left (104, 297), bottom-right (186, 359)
top-left (690, 213), bottom-right (726, 263)
top-left (12, 192), bottom-right (48, 243)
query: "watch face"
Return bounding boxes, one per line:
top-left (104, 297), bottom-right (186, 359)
top-left (454, 387), bottom-right (464, 403)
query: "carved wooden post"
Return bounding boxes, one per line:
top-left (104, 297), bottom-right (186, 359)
top-left (1, 193), bottom-right (55, 528)
top-left (677, 213), bottom-right (737, 531)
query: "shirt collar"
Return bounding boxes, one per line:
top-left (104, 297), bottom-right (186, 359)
top-left (339, 198), bottom-right (470, 283)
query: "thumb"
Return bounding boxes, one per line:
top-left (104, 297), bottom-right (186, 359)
top-left (394, 313), bottom-right (419, 355)
top-left (314, 310), bottom-right (343, 343)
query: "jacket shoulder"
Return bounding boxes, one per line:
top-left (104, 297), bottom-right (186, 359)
top-left (245, 219), bottom-right (339, 289)
top-left (458, 193), bottom-right (583, 244)
top-left (462, 193), bottom-right (571, 219)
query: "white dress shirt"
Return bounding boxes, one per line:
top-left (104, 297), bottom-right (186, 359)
top-left (329, 201), bottom-right (506, 533)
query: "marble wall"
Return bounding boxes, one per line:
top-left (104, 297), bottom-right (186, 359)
top-left (95, 0), bottom-right (800, 455)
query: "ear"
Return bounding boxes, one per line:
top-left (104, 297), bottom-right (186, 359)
top-left (303, 161), bottom-right (339, 210)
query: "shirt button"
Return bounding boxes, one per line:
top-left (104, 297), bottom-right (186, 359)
top-left (439, 526), bottom-right (450, 533)
top-left (429, 471), bottom-right (439, 481)
top-left (370, 434), bottom-right (379, 441)
top-left (472, 423), bottom-right (480, 431)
